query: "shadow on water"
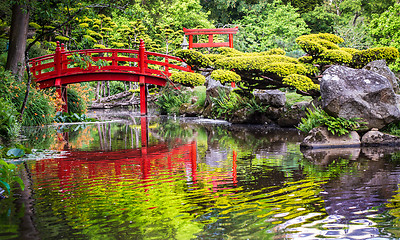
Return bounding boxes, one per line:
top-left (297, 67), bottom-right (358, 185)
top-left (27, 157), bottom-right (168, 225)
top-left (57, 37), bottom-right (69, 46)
top-left (2, 109), bottom-right (400, 239)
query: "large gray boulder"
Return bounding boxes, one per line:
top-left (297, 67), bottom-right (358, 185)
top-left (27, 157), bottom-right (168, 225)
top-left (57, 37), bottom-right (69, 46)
top-left (253, 89), bottom-right (286, 107)
top-left (321, 65), bottom-right (400, 129)
top-left (363, 60), bottom-right (399, 93)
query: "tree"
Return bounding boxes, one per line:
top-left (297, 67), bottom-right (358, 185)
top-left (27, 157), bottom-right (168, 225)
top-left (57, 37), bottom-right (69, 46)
top-left (369, 3), bottom-right (400, 71)
top-left (234, 0), bottom-right (310, 54)
top-left (282, 0), bottom-right (324, 13)
top-left (5, 3), bottom-right (29, 79)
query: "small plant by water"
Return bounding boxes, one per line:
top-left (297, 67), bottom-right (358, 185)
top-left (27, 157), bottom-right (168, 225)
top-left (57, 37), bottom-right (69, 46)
top-left (156, 84), bottom-right (191, 115)
top-left (54, 112), bottom-right (96, 123)
top-left (210, 89), bottom-right (268, 120)
top-left (298, 106), bottom-right (366, 136)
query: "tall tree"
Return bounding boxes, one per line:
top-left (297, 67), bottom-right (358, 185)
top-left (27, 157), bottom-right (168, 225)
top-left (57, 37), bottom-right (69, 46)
top-left (6, 3), bottom-right (29, 80)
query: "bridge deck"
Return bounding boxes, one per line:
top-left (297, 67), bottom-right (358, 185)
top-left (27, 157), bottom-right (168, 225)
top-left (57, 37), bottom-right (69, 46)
top-left (28, 40), bottom-right (191, 115)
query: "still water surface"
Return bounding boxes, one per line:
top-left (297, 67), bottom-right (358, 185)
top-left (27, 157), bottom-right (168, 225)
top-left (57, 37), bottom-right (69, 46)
top-left (2, 112), bottom-right (400, 239)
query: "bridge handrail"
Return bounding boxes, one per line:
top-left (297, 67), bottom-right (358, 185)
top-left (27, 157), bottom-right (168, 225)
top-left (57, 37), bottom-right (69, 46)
top-left (29, 40), bottom-right (192, 84)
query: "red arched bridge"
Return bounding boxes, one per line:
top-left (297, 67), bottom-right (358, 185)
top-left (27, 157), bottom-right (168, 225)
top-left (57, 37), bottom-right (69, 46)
top-left (29, 39), bottom-right (192, 115)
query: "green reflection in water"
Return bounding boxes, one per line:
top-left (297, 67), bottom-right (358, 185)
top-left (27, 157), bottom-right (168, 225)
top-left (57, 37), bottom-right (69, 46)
top-left (12, 117), bottom-right (400, 239)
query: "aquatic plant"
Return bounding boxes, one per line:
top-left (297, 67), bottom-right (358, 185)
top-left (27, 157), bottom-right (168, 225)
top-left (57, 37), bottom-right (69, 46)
top-left (54, 112), bottom-right (95, 123)
top-left (0, 159), bottom-right (24, 197)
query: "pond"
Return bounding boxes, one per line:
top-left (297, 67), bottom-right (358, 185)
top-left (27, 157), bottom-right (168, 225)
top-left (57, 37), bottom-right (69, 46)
top-left (2, 110), bottom-right (400, 239)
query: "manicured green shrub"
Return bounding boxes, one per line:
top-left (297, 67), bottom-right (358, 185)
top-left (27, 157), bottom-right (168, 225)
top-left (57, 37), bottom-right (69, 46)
top-left (317, 49), bottom-right (353, 65)
top-left (211, 70), bottom-right (241, 84)
top-left (262, 62), bottom-right (308, 77)
top-left (351, 47), bottom-right (399, 68)
top-left (296, 33), bottom-right (343, 57)
top-left (174, 49), bottom-right (211, 68)
top-left (282, 74), bottom-right (320, 92)
top-left (215, 55), bottom-right (299, 71)
top-left (170, 72), bottom-right (206, 87)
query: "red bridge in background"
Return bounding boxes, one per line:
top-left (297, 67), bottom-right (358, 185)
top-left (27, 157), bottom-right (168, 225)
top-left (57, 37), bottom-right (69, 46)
top-left (29, 39), bottom-right (192, 115)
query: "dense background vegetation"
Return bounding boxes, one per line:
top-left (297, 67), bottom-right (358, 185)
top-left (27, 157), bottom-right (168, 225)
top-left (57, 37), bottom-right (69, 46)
top-left (0, 0), bottom-right (399, 135)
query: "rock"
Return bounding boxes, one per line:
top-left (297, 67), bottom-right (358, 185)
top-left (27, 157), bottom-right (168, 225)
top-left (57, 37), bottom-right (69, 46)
top-left (302, 147), bottom-right (360, 165)
top-left (179, 103), bottom-right (202, 117)
top-left (361, 129), bottom-right (400, 146)
top-left (363, 60), bottom-right (399, 93)
top-left (321, 65), bottom-right (400, 129)
top-left (277, 105), bottom-right (308, 127)
top-left (301, 126), bottom-right (361, 149)
top-left (362, 146), bottom-right (400, 160)
top-left (253, 89), bottom-right (286, 107)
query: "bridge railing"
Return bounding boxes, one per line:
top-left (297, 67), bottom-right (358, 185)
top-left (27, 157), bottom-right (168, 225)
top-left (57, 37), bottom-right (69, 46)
top-left (29, 39), bottom-right (192, 85)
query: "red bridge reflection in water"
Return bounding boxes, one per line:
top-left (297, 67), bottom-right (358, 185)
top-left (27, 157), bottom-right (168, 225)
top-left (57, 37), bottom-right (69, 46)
top-left (34, 119), bottom-right (238, 191)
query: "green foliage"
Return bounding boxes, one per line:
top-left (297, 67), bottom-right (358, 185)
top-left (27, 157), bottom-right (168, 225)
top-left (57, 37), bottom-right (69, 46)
top-left (0, 160), bottom-right (24, 197)
top-left (215, 55), bottom-right (299, 71)
top-left (282, 74), bottom-right (320, 92)
top-left (317, 49), bottom-right (353, 65)
top-left (192, 86), bottom-right (207, 107)
top-left (215, 47), bottom-right (244, 57)
top-left (301, 5), bottom-right (337, 33)
top-left (285, 91), bottom-right (313, 107)
top-left (210, 90), bottom-right (268, 120)
top-left (351, 47), bottom-right (399, 69)
top-left (296, 33), bottom-right (343, 57)
top-left (211, 70), bottom-right (241, 84)
top-left (54, 112), bottom-right (95, 123)
top-left (174, 50), bottom-right (211, 68)
top-left (68, 53), bottom-right (108, 70)
top-left (67, 87), bottom-right (86, 115)
top-left (170, 72), bottom-right (206, 87)
top-left (0, 99), bottom-right (20, 143)
top-left (296, 33), bottom-right (398, 70)
top-left (156, 85), bottom-right (191, 115)
top-left (234, 0), bottom-right (310, 52)
top-left (381, 121), bottom-right (400, 136)
top-left (298, 106), bottom-right (365, 136)
top-left (211, 90), bottom-right (245, 119)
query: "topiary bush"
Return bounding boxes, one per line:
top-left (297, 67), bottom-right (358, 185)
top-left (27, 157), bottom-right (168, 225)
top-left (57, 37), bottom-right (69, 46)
top-left (350, 47), bottom-right (399, 69)
top-left (211, 70), bottom-right (241, 84)
top-left (174, 49), bottom-right (211, 69)
top-left (170, 72), bottom-right (206, 87)
top-left (282, 74), bottom-right (320, 92)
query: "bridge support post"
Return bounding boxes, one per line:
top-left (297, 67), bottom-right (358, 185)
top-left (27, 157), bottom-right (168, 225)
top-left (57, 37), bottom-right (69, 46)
top-left (139, 39), bottom-right (148, 116)
top-left (141, 116), bottom-right (148, 154)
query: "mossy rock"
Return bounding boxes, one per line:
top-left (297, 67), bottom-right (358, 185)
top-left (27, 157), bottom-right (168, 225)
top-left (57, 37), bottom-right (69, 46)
top-left (211, 70), bottom-right (241, 84)
top-left (170, 72), bottom-right (206, 87)
top-left (175, 49), bottom-right (212, 68)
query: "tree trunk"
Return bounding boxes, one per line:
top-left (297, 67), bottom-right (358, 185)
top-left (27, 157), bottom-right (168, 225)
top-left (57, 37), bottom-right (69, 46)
top-left (6, 4), bottom-right (29, 80)
top-left (107, 81), bottom-right (110, 96)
